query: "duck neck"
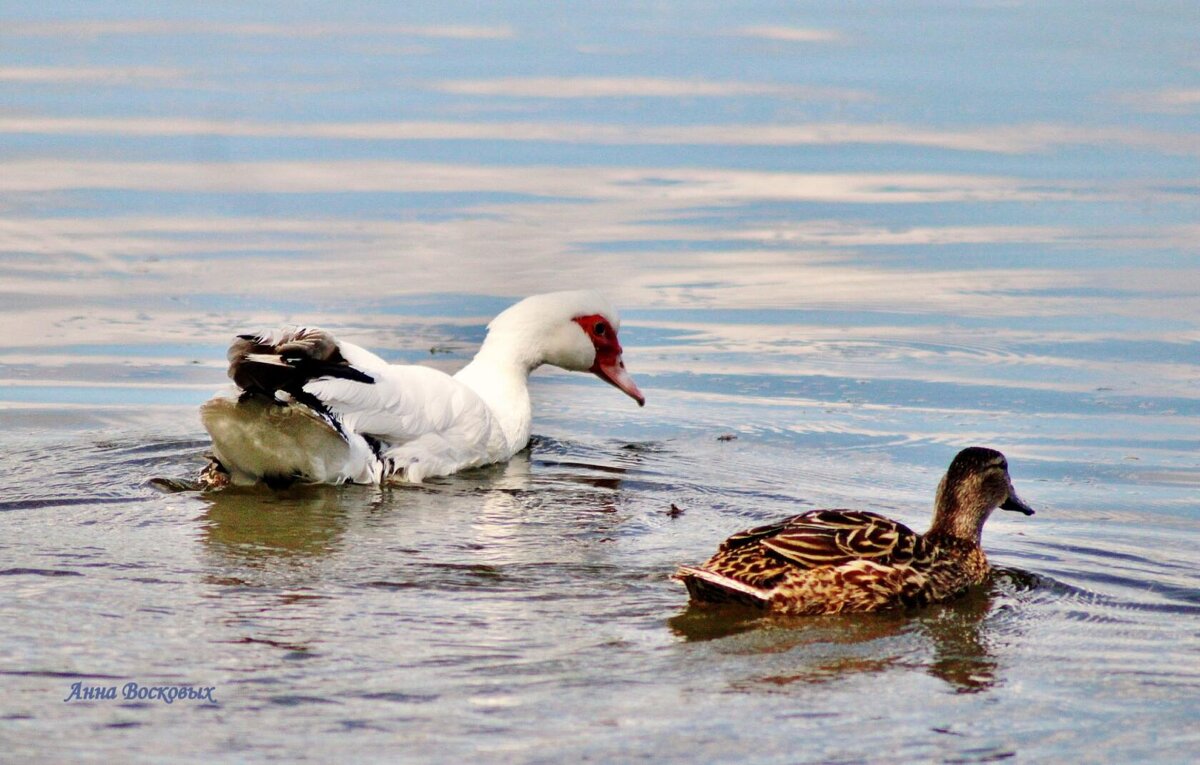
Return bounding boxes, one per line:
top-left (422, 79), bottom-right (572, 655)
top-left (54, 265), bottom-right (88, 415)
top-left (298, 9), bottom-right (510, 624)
top-left (926, 478), bottom-right (985, 546)
top-left (453, 334), bottom-right (541, 454)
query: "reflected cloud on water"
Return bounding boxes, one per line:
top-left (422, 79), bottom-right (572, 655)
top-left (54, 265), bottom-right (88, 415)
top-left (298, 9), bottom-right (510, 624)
top-left (1114, 87), bottom-right (1200, 114)
top-left (432, 77), bottom-right (869, 102)
top-left (3, 116), bottom-right (1198, 155)
top-left (0, 20), bottom-right (516, 40)
top-left (0, 66), bottom-right (187, 84)
top-left (0, 159), bottom-right (1099, 204)
top-left (733, 26), bottom-right (843, 44)
top-left (1, 160), bottom-right (1171, 334)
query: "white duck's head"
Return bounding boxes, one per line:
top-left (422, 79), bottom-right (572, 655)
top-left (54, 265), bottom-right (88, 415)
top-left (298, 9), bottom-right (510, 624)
top-left (481, 290), bottom-right (645, 406)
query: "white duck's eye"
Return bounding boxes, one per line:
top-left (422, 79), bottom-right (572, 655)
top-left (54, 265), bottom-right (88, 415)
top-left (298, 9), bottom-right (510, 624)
top-left (594, 321), bottom-right (608, 337)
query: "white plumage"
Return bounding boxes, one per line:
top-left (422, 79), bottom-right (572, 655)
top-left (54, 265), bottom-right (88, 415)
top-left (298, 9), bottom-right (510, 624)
top-left (199, 291), bottom-right (644, 487)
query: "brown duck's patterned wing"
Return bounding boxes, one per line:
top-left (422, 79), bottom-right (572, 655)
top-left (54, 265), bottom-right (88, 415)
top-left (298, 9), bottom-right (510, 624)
top-left (758, 510), bottom-right (921, 571)
top-left (717, 513), bottom-right (813, 552)
top-left (227, 327), bottom-right (374, 396)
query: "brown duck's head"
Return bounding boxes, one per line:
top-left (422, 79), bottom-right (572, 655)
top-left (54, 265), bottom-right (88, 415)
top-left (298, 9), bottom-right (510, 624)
top-left (930, 447), bottom-right (1034, 542)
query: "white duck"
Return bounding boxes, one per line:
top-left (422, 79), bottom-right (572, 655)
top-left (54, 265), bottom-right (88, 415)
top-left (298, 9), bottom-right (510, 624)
top-left (198, 291), bottom-right (644, 488)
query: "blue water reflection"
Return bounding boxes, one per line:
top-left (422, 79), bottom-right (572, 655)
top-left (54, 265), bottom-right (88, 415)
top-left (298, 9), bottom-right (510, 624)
top-left (2, 2), bottom-right (1199, 763)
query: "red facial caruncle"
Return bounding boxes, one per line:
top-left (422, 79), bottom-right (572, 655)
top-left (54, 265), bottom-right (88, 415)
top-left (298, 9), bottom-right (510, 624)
top-left (572, 314), bottom-right (645, 407)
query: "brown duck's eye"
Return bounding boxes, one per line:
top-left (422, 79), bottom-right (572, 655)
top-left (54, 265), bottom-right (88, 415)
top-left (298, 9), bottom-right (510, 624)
top-left (594, 321), bottom-right (607, 336)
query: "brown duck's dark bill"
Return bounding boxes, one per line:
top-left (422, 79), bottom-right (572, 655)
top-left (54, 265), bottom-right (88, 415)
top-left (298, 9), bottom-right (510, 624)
top-left (1001, 493), bottom-right (1035, 515)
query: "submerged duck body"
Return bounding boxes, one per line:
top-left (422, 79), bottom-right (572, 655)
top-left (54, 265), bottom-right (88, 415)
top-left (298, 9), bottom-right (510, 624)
top-left (675, 448), bottom-right (1034, 615)
top-left (199, 291), bottom-right (644, 488)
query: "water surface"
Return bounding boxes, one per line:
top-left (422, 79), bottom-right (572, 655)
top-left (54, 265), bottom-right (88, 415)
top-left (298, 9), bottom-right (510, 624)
top-left (2, 2), bottom-right (1198, 763)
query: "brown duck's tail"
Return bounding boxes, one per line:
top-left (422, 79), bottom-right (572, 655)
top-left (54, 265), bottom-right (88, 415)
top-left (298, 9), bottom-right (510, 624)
top-left (674, 566), bottom-right (772, 608)
top-left (227, 328), bottom-right (374, 398)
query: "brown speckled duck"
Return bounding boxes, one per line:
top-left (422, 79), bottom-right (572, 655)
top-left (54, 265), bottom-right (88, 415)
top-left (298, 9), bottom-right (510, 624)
top-left (675, 447), bottom-right (1034, 615)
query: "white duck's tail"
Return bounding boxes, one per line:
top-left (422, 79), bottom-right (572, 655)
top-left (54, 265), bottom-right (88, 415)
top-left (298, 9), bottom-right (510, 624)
top-left (200, 394), bottom-right (380, 486)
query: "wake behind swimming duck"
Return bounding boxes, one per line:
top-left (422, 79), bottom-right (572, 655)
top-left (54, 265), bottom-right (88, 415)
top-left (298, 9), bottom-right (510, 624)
top-left (199, 291), bottom-right (644, 488)
top-left (675, 447), bottom-right (1034, 615)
